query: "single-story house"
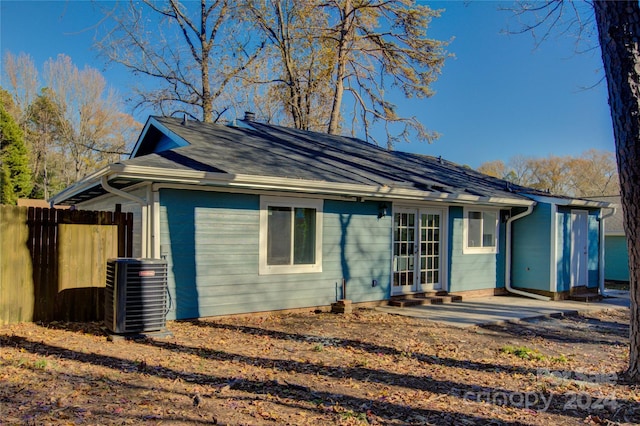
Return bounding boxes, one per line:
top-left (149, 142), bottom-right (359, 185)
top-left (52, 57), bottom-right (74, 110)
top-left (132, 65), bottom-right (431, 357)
top-left (50, 115), bottom-right (615, 320)
top-left (587, 195), bottom-right (628, 283)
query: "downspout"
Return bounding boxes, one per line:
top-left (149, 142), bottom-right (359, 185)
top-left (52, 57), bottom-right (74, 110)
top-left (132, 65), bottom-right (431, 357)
top-left (100, 175), bottom-right (151, 258)
top-left (151, 187), bottom-right (161, 259)
top-left (598, 206), bottom-right (617, 297)
top-left (505, 203), bottom-right (551, 301)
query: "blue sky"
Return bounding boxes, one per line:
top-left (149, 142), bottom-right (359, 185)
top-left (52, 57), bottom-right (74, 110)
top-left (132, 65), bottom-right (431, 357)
top-left (0, 0), bottom-right (615, 168)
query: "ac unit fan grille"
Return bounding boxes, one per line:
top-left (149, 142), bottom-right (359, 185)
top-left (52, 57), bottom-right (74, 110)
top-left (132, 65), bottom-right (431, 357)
top-left (105, 259), bottom-right (168, 334)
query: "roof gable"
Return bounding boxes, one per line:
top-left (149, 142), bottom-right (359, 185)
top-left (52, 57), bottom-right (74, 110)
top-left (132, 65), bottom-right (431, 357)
top-left (130, 117), bottom-right (190, 158)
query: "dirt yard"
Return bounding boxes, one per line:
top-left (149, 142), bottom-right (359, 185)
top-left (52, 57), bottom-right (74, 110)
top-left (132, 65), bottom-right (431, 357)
top-left (1, 307), bottom-right (638, 425)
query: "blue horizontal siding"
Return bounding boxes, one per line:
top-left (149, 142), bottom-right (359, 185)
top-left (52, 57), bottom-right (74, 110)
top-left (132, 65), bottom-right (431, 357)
top-left (159, 189), bottom-right (391, 320)
top-left (605, 235), bottom-right (630, 281)
top-left (448, 207), bottom-right (501, 292)
top-left (512, 203), bottom-right (552, 292)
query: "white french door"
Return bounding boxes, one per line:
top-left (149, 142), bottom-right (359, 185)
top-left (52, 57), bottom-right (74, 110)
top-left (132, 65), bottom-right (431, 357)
top-left (392, 208), bottom-right (444, 295)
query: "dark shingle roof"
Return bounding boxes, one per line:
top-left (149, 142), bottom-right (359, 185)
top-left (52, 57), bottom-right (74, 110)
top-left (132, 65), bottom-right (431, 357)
top-left (125, 116), bottom-right (535, 201)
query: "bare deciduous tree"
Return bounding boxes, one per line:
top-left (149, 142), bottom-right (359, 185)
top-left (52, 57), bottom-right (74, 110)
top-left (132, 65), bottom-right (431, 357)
top-left (43, 54), bottom-right (138, 182)
top-left (478, 150), bottom-right (619, 197)
top-left (566, 149), bottom-right (619, 196)
top-left (322, 0), bottom-right (448, 148)
top-left (2, 52), bottom-right (38, 122)
top-left (96, 0), bottom-right (264, 123)
top-left (25, 90), bottom-right (60, 199)
top-left (247, 0), bottom-right (334, 132)
top-left (3, 53), bottom-right (139, 197)
top-left (477, 159), bottom-right (508, 179)
top-left (96, 0), bottom-right (447, 148)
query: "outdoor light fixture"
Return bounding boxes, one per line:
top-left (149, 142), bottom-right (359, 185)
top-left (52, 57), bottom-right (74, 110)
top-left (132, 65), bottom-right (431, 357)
top-left (378, 202), bottom-right (390, 218)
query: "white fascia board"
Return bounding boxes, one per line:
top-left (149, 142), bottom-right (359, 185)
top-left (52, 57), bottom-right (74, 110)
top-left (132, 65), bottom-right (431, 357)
top-left (129, 117), bottom-right (189, 158)
top-left (51, 163), bottom-right (536, 208)
top-left (522, 193), bottom-right (614, 209)
top-left (110, 164), bottom-right (534, 207)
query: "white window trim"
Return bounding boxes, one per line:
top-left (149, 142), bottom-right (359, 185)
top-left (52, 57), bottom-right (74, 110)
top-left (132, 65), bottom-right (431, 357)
top-left (463, 207), bottom-right (499, 254)
top-left (259, 196), bottom-right (323, 275)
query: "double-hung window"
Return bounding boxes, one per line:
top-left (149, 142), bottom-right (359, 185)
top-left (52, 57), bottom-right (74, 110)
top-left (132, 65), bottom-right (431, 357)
top-left (259, 196), bottom-right (323, 274)
top-left (463, 209), bottom-right (498, 254)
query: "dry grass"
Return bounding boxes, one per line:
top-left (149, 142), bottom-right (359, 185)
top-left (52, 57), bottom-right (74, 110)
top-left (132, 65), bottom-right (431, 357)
top-left (1, 308), bottom-right (638, 425)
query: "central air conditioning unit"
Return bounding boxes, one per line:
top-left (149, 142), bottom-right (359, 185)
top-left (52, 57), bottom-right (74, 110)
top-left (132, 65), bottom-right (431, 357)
top-left (105, 258), bottom-right (168, 335)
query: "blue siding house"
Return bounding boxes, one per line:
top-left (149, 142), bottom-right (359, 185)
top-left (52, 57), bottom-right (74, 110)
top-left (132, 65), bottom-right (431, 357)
top-left (51, 115), bottom-right (614, 319)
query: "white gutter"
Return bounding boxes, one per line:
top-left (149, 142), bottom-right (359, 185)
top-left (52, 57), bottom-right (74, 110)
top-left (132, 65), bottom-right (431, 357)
top-left (48, 166), bottom-right (111, 205)
top-left (100, 175), bottom-right (145, 205)
top-left (524, 193), bottom-right (612, 209)
top-left (505, 203), bottom-right (551, 301)
top-left (78, 164), bottom-right (535, 207)
top-left (100, 175), bottom-right (151, 258)
top-left (598, 206), bottom-right (617, 297)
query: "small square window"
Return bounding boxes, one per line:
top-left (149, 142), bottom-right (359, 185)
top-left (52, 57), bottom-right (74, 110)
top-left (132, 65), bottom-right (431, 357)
top-left (463, 209), bottom-right (498, 254)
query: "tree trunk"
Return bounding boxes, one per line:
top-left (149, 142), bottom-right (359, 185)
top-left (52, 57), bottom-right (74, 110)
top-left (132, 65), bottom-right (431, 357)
top-left (327, 0), bottom-right (351, 135)
top-left (593, 0), bottom-right (640, 382)
top-left (200, 0), bottom-right (213, 123)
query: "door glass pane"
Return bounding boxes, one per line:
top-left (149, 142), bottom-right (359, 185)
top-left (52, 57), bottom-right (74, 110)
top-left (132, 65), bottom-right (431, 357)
top-left (393, 211), bottom-right (420, 291)
top-left (420, 211), bottom-right (442, 287)
top-left (398, 257), bottom-right (407, 271)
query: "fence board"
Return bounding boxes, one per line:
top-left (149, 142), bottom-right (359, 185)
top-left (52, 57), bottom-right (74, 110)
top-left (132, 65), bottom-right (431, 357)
top-left (58, 224), bottom-right (118, 291)
top-left (0, 206), bottom-right (134, 324)
top-left (0, 206), bottom-right (34, 325)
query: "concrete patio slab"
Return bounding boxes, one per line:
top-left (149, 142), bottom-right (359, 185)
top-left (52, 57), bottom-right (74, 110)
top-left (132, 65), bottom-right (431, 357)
top-left (375, 290), bottom-right (630, 328)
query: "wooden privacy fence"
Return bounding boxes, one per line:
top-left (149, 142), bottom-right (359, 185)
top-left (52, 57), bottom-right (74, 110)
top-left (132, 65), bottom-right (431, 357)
top-left (0, 206), bottom-right (133, 325)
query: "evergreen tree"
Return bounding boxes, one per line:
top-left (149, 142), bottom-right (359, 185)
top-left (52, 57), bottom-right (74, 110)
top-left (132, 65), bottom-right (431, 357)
top-left (0, 99), bottom-right (32, 204)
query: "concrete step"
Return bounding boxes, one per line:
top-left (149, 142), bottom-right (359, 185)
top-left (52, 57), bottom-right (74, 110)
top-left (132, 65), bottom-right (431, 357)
top-left (388, 293), bottom-right (463, 307)
top-left (568, 293), bottom-right (603, 303)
